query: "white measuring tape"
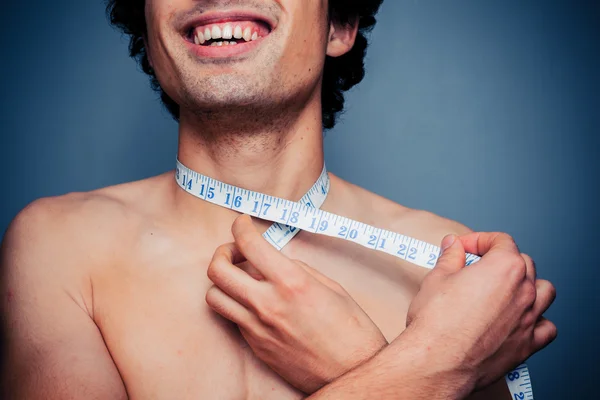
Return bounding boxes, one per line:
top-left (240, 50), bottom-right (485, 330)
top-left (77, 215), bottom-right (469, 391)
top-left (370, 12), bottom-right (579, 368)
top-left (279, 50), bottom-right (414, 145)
top-left (176, 159), bottom-right (533, 399)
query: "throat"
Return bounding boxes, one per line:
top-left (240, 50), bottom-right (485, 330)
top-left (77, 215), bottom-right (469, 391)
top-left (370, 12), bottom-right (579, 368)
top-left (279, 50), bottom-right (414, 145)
top-left (176, 73), bottom-right (326, 202)
top-left (177, 127), bottom-right (325, 203)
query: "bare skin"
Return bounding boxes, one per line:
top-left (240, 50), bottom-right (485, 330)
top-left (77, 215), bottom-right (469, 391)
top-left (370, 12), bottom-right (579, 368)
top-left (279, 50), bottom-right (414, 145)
top-left (0, 0), bottom-right (556, 398)
top-left (1, 173), bottom-right (513, 399)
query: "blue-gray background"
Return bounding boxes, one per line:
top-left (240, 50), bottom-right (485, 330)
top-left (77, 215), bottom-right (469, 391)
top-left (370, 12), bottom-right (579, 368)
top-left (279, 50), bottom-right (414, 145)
top-left (1, 0), bottom-right (598, 398)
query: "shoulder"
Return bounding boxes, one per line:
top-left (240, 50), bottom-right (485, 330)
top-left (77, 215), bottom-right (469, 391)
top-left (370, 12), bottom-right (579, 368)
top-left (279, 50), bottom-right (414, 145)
top-left (4, 187), bottom-right (129, 261)
top-left (0, 186), bottom-right (138, 399)
top-left (1, 173), bottom-right (171, 283)
top-left (330, 174), bottom-right (472, 247)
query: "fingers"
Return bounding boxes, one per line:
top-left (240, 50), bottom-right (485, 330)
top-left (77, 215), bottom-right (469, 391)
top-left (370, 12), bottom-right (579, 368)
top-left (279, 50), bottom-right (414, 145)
top-left (215, 241), bottom-right (247, 265)
top-left (232, 214), bottom-right (297, 282)
top-left (205, 285), bottom-right (261, 330)
top-left (237, 260), bottom-right (266, 281)
top-left (432, 234), bottom-right (466, 276)
top-left (208, 243), bottom-right (262, 308)
top-left (531, 279), bottom-right (556, 317)
top-left (521, 253), bottom-right (536, 281)
top-left (459, 232), bottom-right (520, 257)
top-left (531, 317), bottom-right (558, 354)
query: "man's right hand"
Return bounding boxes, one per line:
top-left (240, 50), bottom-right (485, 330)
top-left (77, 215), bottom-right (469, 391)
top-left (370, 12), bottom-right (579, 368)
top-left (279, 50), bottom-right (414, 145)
top-left (406, 232), bottom-right (557, 393)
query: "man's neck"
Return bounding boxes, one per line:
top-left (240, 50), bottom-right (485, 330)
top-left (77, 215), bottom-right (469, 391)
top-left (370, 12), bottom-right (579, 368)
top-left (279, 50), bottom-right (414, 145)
top-left (174, 97), bottom-right (326, 220)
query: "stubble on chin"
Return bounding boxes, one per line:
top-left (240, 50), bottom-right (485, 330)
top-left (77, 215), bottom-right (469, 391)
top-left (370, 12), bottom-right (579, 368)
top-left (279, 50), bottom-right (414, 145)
top-left (176, 57), bottom-right (302, 134)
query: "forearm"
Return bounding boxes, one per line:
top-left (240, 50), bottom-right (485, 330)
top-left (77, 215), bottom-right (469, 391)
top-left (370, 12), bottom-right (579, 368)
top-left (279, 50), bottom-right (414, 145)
top-left (308, 326), bottom-right (473, 400)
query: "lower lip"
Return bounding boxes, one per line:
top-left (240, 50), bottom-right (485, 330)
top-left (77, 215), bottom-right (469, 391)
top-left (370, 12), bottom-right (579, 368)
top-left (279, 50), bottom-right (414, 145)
top-left (185, 36), bottom-right (265, 58)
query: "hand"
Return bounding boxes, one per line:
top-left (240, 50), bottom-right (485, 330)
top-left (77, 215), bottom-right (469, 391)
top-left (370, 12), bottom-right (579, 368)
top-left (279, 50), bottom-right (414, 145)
top-left (205, 215), bottom-right (388, 394)
top-left (406, 232), bottom-right (557, 392)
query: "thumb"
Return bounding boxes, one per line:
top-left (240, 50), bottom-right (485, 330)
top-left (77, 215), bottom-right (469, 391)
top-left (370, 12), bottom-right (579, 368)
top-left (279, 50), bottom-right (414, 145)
top-left (433, 234), bottom-right (467, 276)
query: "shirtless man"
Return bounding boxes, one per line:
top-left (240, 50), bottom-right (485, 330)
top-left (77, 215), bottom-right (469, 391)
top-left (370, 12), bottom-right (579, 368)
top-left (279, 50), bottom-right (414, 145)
top-left (0, 0), bottom-right (556, 399)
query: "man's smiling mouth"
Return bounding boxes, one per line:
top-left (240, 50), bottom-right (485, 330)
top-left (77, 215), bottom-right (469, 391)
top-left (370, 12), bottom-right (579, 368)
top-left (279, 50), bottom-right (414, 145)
top-left (188, 20), bottom-right (270, 47)
top-left (181, 10), bottom-right (275, 57)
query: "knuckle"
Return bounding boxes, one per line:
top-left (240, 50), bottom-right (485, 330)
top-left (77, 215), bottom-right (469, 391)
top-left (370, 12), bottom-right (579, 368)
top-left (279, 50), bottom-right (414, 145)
top-left (511, 254), bottom-right (527, 270)
top-left (280, 274), bottom-right (311, 298)
top-left (520, 253), bottom-right (533, 265)
top-left (213, 243), bottom-right (232, 259)
top-left (534, 321), bottom-right (558, 350)
top-left (207, 258), bottom-right (230, 284)
top-left (206, 260), bottom-right (221, 282)
top-left (255, 306), bottom-right (271, 324)
top-left (215, 243), bottom-right (230, 253)
top-left (256, 299), bottom-right (282, 325)
top-left (493, 232), bottom-right (517, 247)
top-left (493, 232), bottom-right (521, 253)
top-left (522, 252), bottom-right (535, 267)
top-left (505, 254), bottom-right (527, 282)
top-left (520, 310), bottom-right (536, 328)
top-left (245, 325), bottom-right (272, 346)
top-left (496, 232), bottom-right (515, 242)
top-left (521, 252), bottom-right (537, 275)
top-left (547, 322), bottom-right (558, 342)
top-left (522, 280), bottom-right (537, 306)
top-left (234, 229), bottom-right (251, 247)
top-left (544, 280), bottom-right (557, 303)
top-left (238, 231), bottom-right (259, 251)
top-left (205, 286), bottom-right (220, 307)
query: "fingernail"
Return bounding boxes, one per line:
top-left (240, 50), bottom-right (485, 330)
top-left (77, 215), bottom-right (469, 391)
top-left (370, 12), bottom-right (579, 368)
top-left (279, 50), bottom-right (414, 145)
top-left (441, 235), bottom-right (456, 253)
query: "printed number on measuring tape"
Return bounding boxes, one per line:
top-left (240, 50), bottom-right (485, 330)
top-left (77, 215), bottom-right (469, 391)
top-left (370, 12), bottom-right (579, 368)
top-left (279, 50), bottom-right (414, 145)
top-left (176, 159), bottom-right (534, 399)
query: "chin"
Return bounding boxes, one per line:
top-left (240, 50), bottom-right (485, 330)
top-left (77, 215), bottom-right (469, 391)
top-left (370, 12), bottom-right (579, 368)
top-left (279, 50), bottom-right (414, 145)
top-left (176, 69), bottom-right (283, 107)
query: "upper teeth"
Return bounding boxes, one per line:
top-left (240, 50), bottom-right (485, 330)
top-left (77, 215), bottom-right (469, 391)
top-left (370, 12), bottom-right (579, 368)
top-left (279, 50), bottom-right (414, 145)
top-left (194, 23), bottom-right (262, 45)
top-left (242, 27), bottom-right (252, 42)
top-left (233, 25), bottom-right (243, 39)
top-left (222, 24), bottom-right (233, 39)
top-left (211, 25), bottom-right (222, 40)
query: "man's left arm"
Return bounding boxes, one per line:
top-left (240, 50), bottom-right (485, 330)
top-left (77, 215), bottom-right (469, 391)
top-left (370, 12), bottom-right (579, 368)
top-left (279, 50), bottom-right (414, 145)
top-left (411, 212), bottom-right (512, 400)
top-left (207, 215), bottom-right (517, 398)
top-left (431, 215), bottom-right (512, 400)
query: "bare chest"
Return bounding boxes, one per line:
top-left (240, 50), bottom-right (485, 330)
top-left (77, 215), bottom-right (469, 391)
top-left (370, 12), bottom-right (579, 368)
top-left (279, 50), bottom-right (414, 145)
top-left (93, 234), bottom-right (426, 399)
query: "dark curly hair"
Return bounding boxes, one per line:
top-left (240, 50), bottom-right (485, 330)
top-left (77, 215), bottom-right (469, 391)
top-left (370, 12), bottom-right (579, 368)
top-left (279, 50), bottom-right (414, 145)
top-left (106, 0), bottom-right (384, 129)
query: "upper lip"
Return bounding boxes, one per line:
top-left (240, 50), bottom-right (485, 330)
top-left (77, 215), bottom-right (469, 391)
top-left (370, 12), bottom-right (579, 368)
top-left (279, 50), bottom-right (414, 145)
top-left (180, 10), bottom-right (276, 36)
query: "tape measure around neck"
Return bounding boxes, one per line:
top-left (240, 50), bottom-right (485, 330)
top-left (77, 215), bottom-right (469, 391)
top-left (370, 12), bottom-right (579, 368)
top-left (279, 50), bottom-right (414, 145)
top-left (175, 158), bottom-right (533, 399)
